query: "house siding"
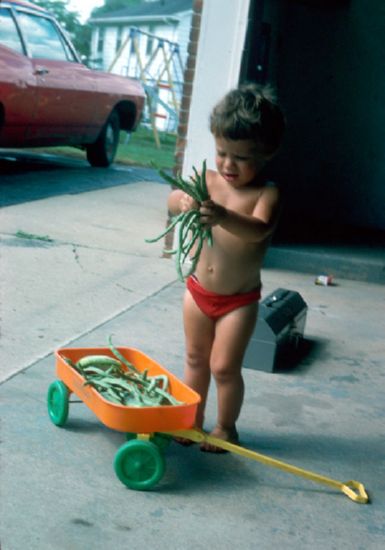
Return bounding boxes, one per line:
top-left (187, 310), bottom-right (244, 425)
top-left (90, 23), bottom-right (181, 74)
top-left (176, 12), bottom-right (192, 66)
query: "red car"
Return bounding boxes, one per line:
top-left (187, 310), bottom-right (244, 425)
top-left (0, 0), bottom-right (145, 166)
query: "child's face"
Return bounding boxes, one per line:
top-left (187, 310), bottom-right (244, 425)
top-left (214, 136), bottom-right (268, 188)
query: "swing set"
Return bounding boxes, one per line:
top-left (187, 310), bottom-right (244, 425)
top-left (108, 27), bottom-right (185, 147)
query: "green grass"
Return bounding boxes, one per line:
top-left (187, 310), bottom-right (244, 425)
top-left (15, 230), bottom-right (54, 242)
top-left (116, 126), bottom-right (177, 169)
top-left (28, 126), bottom-right (177, 170)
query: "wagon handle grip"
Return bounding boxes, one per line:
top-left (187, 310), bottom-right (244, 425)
top-left (340, 480), bottom-right (369, 504)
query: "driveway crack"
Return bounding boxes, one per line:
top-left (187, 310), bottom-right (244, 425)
top-left (71, 243), bottom-right (83, 269)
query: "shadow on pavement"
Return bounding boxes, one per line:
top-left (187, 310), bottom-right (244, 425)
top-left (0, 149), bottom-right (164, 207)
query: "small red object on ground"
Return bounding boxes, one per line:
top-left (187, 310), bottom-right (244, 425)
top-left (315, 275), bottom-right (333, 286)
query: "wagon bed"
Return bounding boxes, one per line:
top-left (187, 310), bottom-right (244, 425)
top-left (53, 346), bottom-right (200, 433)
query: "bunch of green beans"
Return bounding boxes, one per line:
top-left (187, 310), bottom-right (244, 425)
top-left (66, 337), bottom-right (182, 407)
top-left (146, 160), bottom-right (213, 281)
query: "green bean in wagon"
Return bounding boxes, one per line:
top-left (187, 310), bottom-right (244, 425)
top-left (65, 337), bottom-right (182, 407)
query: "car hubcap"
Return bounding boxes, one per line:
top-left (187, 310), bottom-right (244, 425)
top-left (106, 123), bottom-right (116, 158)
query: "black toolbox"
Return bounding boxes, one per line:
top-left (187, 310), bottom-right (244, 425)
top-left (243, 288), bottom-right (308, 372)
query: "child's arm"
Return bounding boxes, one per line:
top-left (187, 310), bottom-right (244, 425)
top-left (200, 186), bottom-right (281, 243)
top-left (167, 189), bottom-right (200, 216)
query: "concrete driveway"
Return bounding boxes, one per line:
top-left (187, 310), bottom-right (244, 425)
top-left (1, 153), bottom-right (384, 549)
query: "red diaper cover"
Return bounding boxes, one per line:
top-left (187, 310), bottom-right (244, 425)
top-left (186, 275), bottom-right (261, 320)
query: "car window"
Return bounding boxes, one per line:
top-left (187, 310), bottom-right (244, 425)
top-left (16, 12), bottom-right (76, 61)
top-left (0, 8), bottom-right (24, 54)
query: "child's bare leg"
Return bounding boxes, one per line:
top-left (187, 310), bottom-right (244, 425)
top-left (201, 303), bottom-right (258, 452)
top-left (175, 290), bottom-right (214, 445)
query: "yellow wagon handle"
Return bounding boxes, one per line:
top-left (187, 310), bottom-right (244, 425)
top-left (166, 429), bottom-right (369, 504)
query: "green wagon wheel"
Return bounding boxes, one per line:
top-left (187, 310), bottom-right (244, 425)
top-left (150, 433), bottom-right (172, 451)
top-left (114, 440), bottom-right (166, 490)
top-left (47, 381), bottom-right (69, 426)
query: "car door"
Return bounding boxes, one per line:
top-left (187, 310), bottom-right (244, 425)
top-left (15, 9), bottom-right (97, 144)
top-left (0, 6), bottom-right (38, 146)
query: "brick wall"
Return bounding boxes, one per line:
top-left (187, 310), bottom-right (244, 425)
top-left (163, 0), bottom-right (203, 256)
top-left (174, 0), bottom-right (203, 176)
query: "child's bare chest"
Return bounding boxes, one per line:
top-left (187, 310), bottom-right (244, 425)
top-left (212, 185), bottom-right (262, 216)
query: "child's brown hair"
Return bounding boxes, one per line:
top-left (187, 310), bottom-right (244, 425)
top-left (209, 83), bottom-right (285, 155)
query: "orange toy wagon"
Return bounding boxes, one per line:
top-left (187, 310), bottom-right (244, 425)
top-left (47, 346), bottom-right (201, 490)
top-left (47, 346), bottom-right (369, 501)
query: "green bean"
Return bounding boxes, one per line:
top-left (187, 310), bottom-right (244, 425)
top-left (105, 389), bottom-right (124, 404)
top-left (179, 212), bottom-right (200, 258)
top-left (153, 374), bottom-right (169, 391)
top-left (82, 365), bottom-right (117, 377)
top-left (174, 209), bottom-right (205, 279)
top-left (76, 355), bottom-right (122, 370)
top-left (204, 228), bottom-right (213, 247)
top-left (200, 160), bottom-right (208, 197)
top-left (157, 168), bottom-right (181, 188)
top-left (152, 387), bottom-right (181, 406)
top-left (108, 336), bottom-right (141, 374)
top-left (130, 382), bottom-right (145, 405)
top-left (162, 247), bottom-right (179, 255)
top-left (67, 337), bottom-right (184, 407)
top-left (146, 161), bottom-right (212, 281)
top-left (191, 166), bottom-right (202, 196)
top-left (181, 226), bottom-right (201, 264)
top-left (158, 168), bottom-right (201, 202)
top-left (146, 377), bottom-right (157, 394)
top-left (189, 232), bottom-right (205, 265)
top-left (180, 209), bottom-right (199, 238)
top-left (145, 212), bottom-right (184, 243)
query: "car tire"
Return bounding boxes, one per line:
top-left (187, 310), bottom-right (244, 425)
top-left (86, 110), bottom-right (120, 167)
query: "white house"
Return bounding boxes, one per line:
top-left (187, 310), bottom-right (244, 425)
top-left (89, 0), bottom-right (193, 131)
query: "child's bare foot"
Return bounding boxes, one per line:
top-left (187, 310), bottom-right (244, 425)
top-left (174, 422), bottom-right (204, 446)
top-left (200, 425), bottom-right (239, 453)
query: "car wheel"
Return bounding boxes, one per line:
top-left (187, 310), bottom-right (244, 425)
top-left (86, 110), bottom-right (120, 167)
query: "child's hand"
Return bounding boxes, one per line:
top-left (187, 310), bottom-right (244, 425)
top-left (199, 199), bottom-right (227, 226)
top-left (180, 193), bottom-right (199, 212)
